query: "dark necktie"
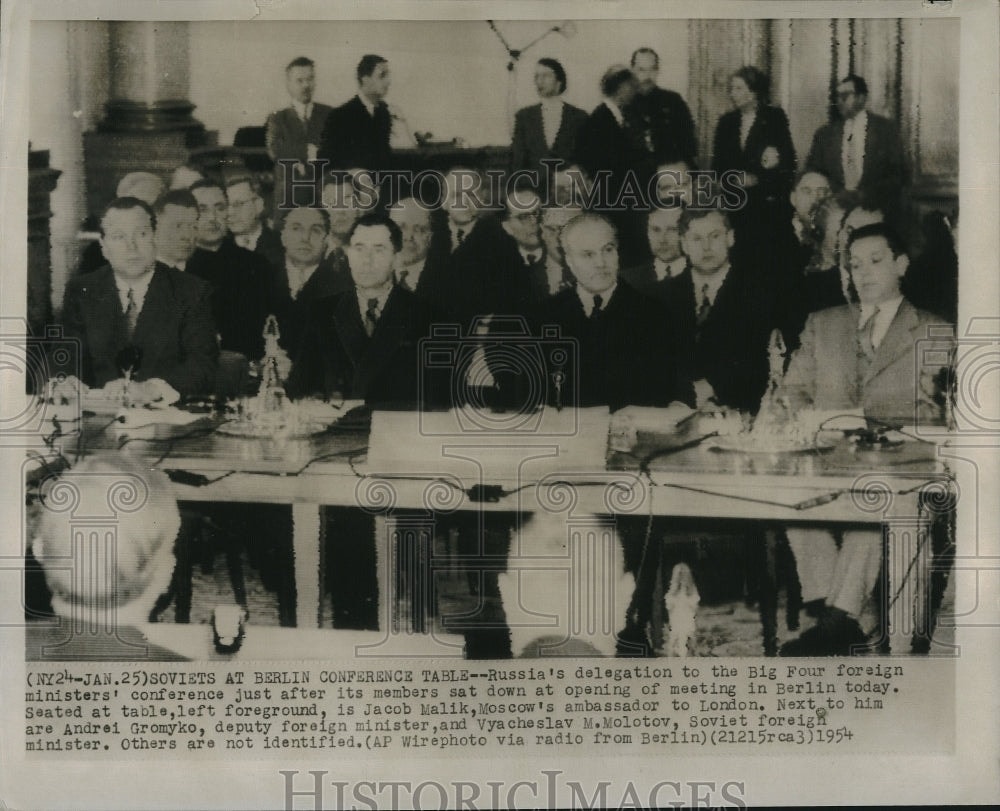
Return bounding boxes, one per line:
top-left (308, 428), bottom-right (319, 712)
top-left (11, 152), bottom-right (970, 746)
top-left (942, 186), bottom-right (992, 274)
top-left (397, 269), bottom-right (411, 291)
top-left (124, 287), bottom-right (138, 337)
top-left (364, 297), bottom-right (380, 337)
top-left (456, 228), bottom-right (465, 249)
top-left (591, 294), bottom-right (603, 319)
top-left (696, 283), bottom-right (711, 326)
top-left (525, 253), bottom-right (546, 297)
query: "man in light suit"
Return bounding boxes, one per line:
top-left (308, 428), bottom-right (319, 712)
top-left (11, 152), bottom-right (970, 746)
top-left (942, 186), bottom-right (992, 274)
top-left (58, 198), bottom-right (218, 401)
top-left (805, 74), bottom-right (906, 218)
top-left (266, 56), bottom-right (333, 215)
top-left (778, 222), bottom-right (952, 655)
top-left (510, 58), bottom-right (588, 184)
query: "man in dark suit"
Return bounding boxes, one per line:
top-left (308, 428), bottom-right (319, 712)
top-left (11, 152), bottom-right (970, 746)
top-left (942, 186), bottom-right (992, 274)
top-left (574, 65), bottom-right (648, 267)
top-left (286, 214), bottom-right (440, 409)
top-left (225, 175), bottom-right (283, 269)
top-left (388, 195), bottom-right (452, 306)
top-left (153, 189), bottom-right (199, 272)
top-left (778, 223), bottom-right (952, 655)
top-left (627, 47), bottom-right (698, 168)
top-left (510, 58), bottom-right (588, 183)
top-left (574, 65), bottom-right (642, 203)
top-left (317, 54), bottom-right (393, 174)
top-left (58, 198), bottom-right (218, 402)
top-left (266, 56), bottom-right (333, 214)
top-left (806, 74), bottom-right (906, 218)
top-left (271, 205), bottom-right (352, 361)
top-left (426, 167), bottom-right (491, 323)
top-left (187, 181), bottom-right (280, 362)
top-left (666, 207), bottom-right (782, 412)
top-left (535, 212), bottom-right (692, 412)
top-left (621, 204), bottom-right (687, 302)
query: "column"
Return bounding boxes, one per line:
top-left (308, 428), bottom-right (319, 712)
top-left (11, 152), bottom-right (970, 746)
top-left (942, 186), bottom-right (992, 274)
top-left (83, 22), bottom-right (214, 217)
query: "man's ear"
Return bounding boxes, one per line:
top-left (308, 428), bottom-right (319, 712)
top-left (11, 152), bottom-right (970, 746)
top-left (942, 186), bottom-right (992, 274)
top-left (894, 253), bottom-right (910, 279)
top-left (725, 229), bottom-right (736, 251)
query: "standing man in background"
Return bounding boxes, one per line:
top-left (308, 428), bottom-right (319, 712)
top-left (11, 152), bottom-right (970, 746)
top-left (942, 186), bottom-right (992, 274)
top-left (806, 74), bottom-right (905, 220)
top-left (318, 55), bottom-right (394, 175)
top-left (627, 47), bottom-right (698, 172)
top-left (266, 56), bottom-right (333, 216)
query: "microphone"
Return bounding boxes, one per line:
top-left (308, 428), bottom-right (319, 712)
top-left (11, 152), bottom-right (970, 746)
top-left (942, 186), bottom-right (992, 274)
top-left (116, 344), bottom-right (143, 379)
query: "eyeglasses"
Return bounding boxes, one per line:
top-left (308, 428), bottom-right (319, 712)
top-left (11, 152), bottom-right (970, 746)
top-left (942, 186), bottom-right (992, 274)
top-left (512, 210), bottom-right (542, 222)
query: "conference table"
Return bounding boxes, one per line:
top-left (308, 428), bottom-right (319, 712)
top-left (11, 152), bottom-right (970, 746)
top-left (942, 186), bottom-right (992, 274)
top-left (40, 404), bottom-right (954, 657)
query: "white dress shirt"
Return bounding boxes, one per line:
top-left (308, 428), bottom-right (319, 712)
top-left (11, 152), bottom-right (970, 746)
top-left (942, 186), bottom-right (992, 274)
top-left (540, 98), bottom-right (564, 149)
top-left (286, 261), bottom-right (319, 300)
top-left (114, 268), bottom-right (155, 316)
top-left (858, 294), bottom-right (903, 351)
top-left (691, 263), bottom-right (731, 309)
top-left (577, 284), bottom-right (617, 317)
top-left (292, 101), bottom-right (314, 123)
top-left (653, 256), bottom-right (687, 282)
top-left (234, 225), bottom-right (262, 252)
top-left (841, 110), bottom-right (868, 191)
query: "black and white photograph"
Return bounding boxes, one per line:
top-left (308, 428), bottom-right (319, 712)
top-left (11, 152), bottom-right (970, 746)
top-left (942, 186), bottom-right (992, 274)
top-left (1, 1), bottom-right (997, 808)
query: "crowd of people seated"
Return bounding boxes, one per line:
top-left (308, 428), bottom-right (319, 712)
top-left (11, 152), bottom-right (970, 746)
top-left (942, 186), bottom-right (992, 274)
top-left (44, 48), bottom-right (957, 657)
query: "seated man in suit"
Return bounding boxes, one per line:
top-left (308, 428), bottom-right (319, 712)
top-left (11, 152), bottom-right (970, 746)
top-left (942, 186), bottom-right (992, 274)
top-left (57, 197), bottom-right (218, 402)
top-left (511, 58), bottom-right (588, 180)
top-left (535, 212), bottom-right (692, 412)
top-left (667, 207), bottom-right (781, 412)
top-left (806, 74), bottom-right (905, 220)
top-left (621, 204), bottom-right (687, 301)
top-left (272, 204), bottom-right (352, 361)
top-left (78, 171), bottom-right (168, 275)
top-left (471, 186), bottom-right (550, 318)
top-left (317, 54), bottom-right (393, 174)
top-left (265, 56), bottom-right (333, 215)
top-left (388, 195), bottom-right (452, 305)
top-left (153, 189), bottom-right (199, 272)
top-left (225, 175), bottom-right (283, 269)
top-left (539, 205), bottom-right (581, 297)
top-left (187, 180), bottom-right (279, 362)
top-left (322, 172), bottom-right (369, 262)
top-left (778, 223), bottom-right (952, 655)
top-left (286, 214), bottom-right (441, 410)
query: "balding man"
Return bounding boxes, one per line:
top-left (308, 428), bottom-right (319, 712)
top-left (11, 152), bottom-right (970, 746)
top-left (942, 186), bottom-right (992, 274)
top-left (535, 213), bottom-right (692, 411)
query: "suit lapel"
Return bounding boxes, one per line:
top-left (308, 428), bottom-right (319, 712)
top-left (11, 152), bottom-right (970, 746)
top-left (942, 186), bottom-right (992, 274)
top-left (332, 292), bottom-right (368, 370)
top-left (864, 299), bottom-right (919, 384)
top-left (130, 267), bottom-right (172, 354)
top-left (89, 268), bottom-right (128, 351)
top-left (353, 287), bottom-right (408, 396)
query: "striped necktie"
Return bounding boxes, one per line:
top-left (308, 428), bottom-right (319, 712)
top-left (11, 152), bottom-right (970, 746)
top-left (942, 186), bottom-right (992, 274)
top-left (124, 287), bottom-right (138, 337)
top-left (364, 297), bottom-right (379, 337)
